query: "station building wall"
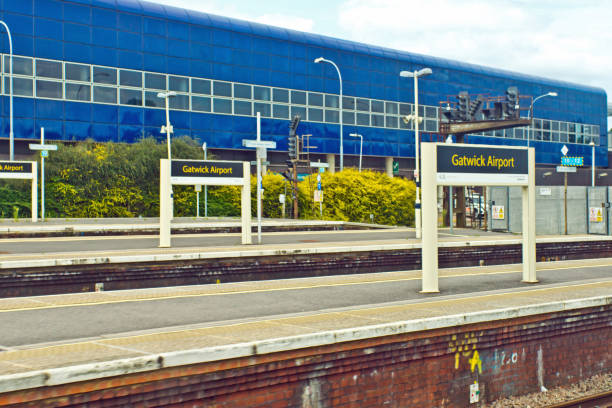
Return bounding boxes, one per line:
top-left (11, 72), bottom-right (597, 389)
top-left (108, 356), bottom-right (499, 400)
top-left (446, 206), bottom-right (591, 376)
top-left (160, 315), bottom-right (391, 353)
top-left (0, 0), bottom-right (608, 167)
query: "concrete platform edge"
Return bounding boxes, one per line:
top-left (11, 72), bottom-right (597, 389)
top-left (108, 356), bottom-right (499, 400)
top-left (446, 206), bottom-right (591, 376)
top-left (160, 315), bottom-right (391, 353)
top-left (0, 235), bottom-right (600, 270)
top-left (0, 294), bottom-right (609, 394)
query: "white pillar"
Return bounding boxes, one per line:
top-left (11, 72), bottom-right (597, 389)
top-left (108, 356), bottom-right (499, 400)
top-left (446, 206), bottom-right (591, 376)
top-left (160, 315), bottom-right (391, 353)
top-left (159, 159), bottom-right (171, 247)
top-left (385, 157), bottom-right (394, 178)
top-left (31, 164), bottom-right (38, 223)
top-left (522, 147), bottom-right (537, 282)
top-left (420, 143), bottom-right (439, 293)
top-left (241, 161), bottom-right (252, 245)
top-left (326, 154), bottom-right (336, 174)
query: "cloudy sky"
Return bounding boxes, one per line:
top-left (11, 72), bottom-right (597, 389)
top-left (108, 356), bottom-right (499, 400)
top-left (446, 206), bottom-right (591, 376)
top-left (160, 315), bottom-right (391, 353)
top-left (154, 0), bottom-right (610, 118)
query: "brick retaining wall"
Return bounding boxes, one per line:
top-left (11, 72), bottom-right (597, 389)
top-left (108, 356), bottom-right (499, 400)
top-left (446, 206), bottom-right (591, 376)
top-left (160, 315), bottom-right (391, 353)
top-left (1, 304), bottom-right (610, 407)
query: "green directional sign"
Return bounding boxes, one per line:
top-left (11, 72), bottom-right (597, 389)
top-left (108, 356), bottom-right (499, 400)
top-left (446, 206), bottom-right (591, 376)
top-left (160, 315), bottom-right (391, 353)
top-left (393, 160), bottom-right (399, 174)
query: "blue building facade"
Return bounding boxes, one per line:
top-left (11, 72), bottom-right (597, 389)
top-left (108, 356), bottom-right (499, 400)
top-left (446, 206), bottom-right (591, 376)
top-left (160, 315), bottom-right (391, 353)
top-left (0, 0), bottom-right (608, 168)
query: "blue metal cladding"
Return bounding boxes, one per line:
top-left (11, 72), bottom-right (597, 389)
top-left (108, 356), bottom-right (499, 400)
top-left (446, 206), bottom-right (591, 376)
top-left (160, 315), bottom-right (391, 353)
top-left (0, 0), bottom-right (608, 168)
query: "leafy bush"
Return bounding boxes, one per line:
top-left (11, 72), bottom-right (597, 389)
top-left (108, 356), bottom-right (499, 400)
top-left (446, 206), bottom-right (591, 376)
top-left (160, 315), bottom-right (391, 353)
top-left (0, 138), bottom-right (415, 225)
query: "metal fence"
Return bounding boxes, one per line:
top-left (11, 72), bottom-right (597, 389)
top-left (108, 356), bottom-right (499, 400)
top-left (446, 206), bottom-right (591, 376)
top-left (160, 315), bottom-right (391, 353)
top-left (487, 186), bottom-right (610, 235)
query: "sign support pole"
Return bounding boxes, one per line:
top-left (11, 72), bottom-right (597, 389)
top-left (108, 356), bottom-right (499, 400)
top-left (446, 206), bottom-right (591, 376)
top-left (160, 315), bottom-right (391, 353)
top-left (522, 147), bottom-right (537, 282)
top-left (159, 159), bottom-right (171, 248)
top-left (241, 161), bottom-right (252, 245)
top-left (31, 164), bottom-right (37, 223)
top-left (421, 143), bottom-right (439, 292)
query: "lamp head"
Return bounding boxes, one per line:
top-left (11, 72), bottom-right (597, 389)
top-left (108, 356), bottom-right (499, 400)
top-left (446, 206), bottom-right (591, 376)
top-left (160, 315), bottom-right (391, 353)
top-left (314, 57), bottom-right (324, 63)
top-left (399, 70), bottom-right (413, 78)
top-left (548, 92), bottom-right (558, 97)
top-left (416, 67), bottom-right (433, 77)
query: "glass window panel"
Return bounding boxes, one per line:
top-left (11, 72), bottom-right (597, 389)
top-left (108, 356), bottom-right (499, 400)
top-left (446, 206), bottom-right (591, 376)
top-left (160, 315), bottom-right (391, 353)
top-left (418, 105), bottom-right (425, 117)
top-left (325, 94), bottom-right (339, 108)
top-left (192, 79), bottom-right (211, 95)
top-left (386, 116), bottom-right (398, 128)
top-left (273, 104), bottom-right (289, 119)
top-left (192, 96), bottom-right (211, 112)
top-left (120, 89), bottom-right (142, 106)
top-left (233, 84), bottom-right (251, 99)
top-left (371, 100), bottom-right (384, 113)
top-left (120, 70), bottom-right (142, 87)
top-left (385, 102), bottom-right (398, 115)
top-left (343, 96), bottom-right (355, 110)
top-left (594, 126), bottom-right (600, 135)
top-left (65, 83), bottom-right (91, 101)
top-left (4, 56), bottom-right (33, 76)
top-left (426, 106), bottom-right (437, 119)
top-left (593, 135), bottom-right (600, 145)
top-left (169, 76), bottom-right (189, 93)
top-left (65, 63), bottom-right (90, 82)
top-left (253, 86), bottom-right (271, 101)
top-left (308, 107), bottom-right (323, 122)
top-left (505, 128), bottom-right (514, 138)
top-left (308, 92), bottom-right (323, 106)
top-left (575, 133), bottom-right (583, 144)
top-left (213, 98), bottom-right (232, 113)
top-left (169, 94), bottom-right (189, 110)
top-left (93, 86), bottom-right (117, 104)
top-left (343, 111), bottom-right (355, 125)
top-left (551, 121), bottom-right (559, 131)
top-left (356, 98), bottom-right (369, 112)
top-left (560, 122), bottom-right (568, 132)
top-left (425, 120), bottom-right (437, 132)
top-left (371, 114), bottom-right (384, 127)
top-left (551, 132), bottom-right (560, 142)
top-left (494, 129), bottom-right (503, 137)
top-left (213, 81), bottom-right (231, 97)
top-left (291, 90), bottom-right (306, 105)
top-left (568, 123), bottom-right (576, 133)
top-left (36, 60), bottom-right (62, 79)
top-left (543, 120), bottom-right (551, 131)
top-left (145, 73), bottom-right (166, 90)
top-left (356, 113), bottom-right (369, 126)
top-left (4, 77), bottom-right (33, 96)
top-left (560, 132), bottom-right (568, 143)
top-left (399, 103), bottom-right (412, 115)
top-left (93, 66), bottom-right (117, 84)
top-left (291, 106), bottom-right (306, 120)
top-left (145, 91), bottom-right (162, 107)
top-left (325, 110), bottom-right (339, 123)
top-left (568, 133), bottom-right (576, 143)
top-left (234, 100), bottom-right (252, 115)
top-left (273, 88), bottom-right (289, 103)
top-left (254, 102), bottom-right (271, 117)
top-left (515, 128), bottom-right (524, 139)
top-left (36, 80), bottom-right (62, 98)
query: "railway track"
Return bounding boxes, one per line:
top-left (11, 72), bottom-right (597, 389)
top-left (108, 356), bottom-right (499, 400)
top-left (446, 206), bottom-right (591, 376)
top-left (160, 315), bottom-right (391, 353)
top-left (545, 390), bottom-right (612, 408)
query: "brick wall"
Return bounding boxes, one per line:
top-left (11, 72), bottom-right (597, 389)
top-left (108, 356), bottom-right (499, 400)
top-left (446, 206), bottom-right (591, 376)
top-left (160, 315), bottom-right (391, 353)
top-left (1, 305), bottom-right (610, 407)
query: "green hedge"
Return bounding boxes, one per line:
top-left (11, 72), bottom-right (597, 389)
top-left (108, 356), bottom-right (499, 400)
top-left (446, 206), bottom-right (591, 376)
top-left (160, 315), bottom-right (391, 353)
top-left (0, 138), bottom-right (416, 226)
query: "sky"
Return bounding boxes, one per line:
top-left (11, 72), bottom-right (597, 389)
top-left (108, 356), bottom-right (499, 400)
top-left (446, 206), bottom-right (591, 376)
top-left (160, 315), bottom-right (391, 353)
top-left (153, 0), bottom-right (611, 125)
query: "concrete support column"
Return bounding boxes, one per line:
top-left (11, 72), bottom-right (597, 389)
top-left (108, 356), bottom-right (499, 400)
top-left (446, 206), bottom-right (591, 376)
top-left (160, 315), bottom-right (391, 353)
top-left (326, 154), bottom-right (336, 174)
top-left (385, 157), bottom-right (393, 178)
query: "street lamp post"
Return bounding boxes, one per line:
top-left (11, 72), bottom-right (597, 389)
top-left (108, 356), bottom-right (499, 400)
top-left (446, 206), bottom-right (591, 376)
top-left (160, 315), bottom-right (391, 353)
top-left (400, 68), bottom-right (432, 240)
top-left (528, 92), bottom-right (557, 148)
top-left (314, 57), bottom-right (343, 171)
top-left (590, 140), bottom-right (595, 187)
top-left (157, 91), bottom-right (177, 160)
top-left (349, 133), bottom-right (363, 171)
top-left (0, 21), bottom-right (13, 161)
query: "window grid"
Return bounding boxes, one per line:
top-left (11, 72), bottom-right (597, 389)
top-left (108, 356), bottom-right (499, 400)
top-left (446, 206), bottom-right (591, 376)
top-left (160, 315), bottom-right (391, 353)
top-left (0, 54), bottom-right (601, 145)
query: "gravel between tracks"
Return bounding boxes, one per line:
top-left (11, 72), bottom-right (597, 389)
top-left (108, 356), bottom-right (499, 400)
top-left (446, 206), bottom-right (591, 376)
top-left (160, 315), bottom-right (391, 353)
top-left (484, 373), bottom-right (612, 407)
